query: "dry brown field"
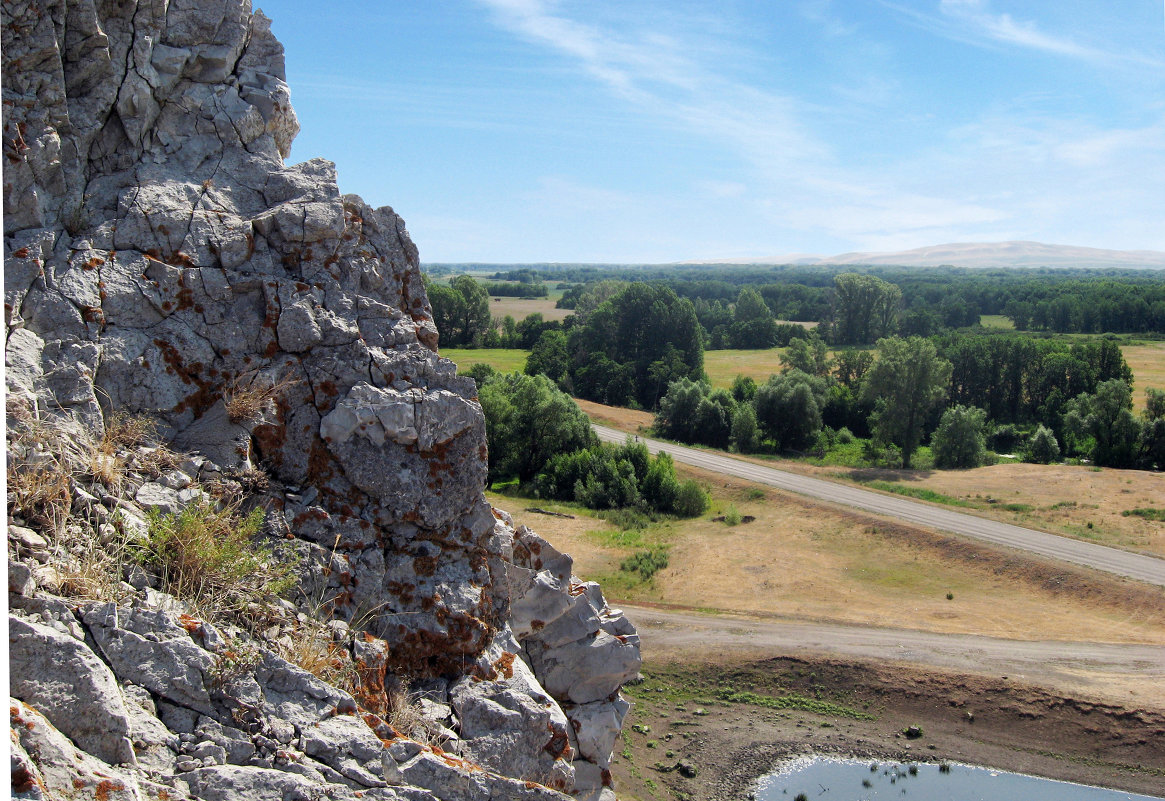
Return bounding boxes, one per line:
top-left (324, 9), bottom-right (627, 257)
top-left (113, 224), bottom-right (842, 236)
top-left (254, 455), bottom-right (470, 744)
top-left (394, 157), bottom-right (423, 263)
top-left (487, 295), bottom-right (572, 322)
top-left (835, 461), bottom-right (1165, 558)
top-left (1124, 340), bottom-right (1165, 411)
top-left (488, 465), bottom-right (1165, 646)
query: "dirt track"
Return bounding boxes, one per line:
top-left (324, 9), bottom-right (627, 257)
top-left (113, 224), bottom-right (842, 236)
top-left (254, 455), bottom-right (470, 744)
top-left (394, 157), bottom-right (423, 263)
top-left (622, 603), bottom-right (1165, 708)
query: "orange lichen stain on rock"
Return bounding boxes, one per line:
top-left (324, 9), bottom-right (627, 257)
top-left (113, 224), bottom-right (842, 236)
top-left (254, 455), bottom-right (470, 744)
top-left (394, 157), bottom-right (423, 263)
top-left (178, 613), bottom-right (202, 633)
top-left (544, 725), bottom-right (570, 759)
top-left (154, 339), bottom-right (217, 418)
top-left (11, 247), bottom-right (30, 258)
top-left (412, 554), bottom-right (438, 578)
top-left (493, 651), bottom-right (516, 680)
top-left (95, 779), bottom-right (124, 801)
top-left (12, 763), bottom-right (42, 794)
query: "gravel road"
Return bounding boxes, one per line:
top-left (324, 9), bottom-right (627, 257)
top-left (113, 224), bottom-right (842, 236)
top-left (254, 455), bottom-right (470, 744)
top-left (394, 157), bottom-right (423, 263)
top-left (594, 424), bottom-right (1165, 586)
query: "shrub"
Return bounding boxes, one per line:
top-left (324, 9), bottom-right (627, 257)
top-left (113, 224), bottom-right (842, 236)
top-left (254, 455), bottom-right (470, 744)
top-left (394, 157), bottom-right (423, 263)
top-left (137, 500), bottom-right (295, 618)
top-left (730, 404), bottom-right (759, 452)
top-left (1024, 424), bottom-right (1061, 464)
top-left (723, 505), bottom-right (742, 526)
top-left (931, 404), bottom-right (988, 469)
top-left (672, 480), bottom-right (709, 517)
top-left (620, 549), bottom-right (669, 579)
top-left (640, 453), bottom-right (680, 513)
top-left (223, 372), bottom-right (300, 423)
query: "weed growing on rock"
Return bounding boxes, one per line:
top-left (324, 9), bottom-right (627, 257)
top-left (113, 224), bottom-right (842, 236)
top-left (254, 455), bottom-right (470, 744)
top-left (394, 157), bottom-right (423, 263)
top-left (137, 499), bottom-right (296, 618)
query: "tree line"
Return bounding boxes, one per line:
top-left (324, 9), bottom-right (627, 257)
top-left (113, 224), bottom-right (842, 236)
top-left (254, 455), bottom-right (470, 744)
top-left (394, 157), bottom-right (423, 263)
top-left (649, 333), bottom-right (1164, 471)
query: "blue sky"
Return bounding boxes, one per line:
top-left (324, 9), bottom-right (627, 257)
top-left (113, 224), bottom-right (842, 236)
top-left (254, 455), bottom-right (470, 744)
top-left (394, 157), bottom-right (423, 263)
top-left (256, 1), bottom-right (1165, 263)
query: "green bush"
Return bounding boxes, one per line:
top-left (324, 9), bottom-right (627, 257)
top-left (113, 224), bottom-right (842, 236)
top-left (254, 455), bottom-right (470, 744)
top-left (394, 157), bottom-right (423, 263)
top-left (931, 404), bottom-right (989, 469)
top-left (673, 480), bottom-right (709, 517)
top-left (620, 549), bottom-right (669, 579)
top-left (640, 452), bottom-right (680, 512)
top-left (1024, 424), bottom-right (1061, 464)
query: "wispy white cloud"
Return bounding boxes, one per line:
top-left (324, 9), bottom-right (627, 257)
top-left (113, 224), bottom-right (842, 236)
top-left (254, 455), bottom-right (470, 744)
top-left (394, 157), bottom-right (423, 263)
top-left (884, 0), bottom-right (1163, 68)
top-left (467, 0), bottom-right (1164, 257)
top-left (475, 0), bottom-right (826, 172)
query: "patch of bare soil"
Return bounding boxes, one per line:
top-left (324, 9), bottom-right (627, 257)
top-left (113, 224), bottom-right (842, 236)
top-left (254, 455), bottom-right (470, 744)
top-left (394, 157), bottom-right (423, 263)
top-left (613, 655), bottom-right (1165, 801)
top-left (574, 398), bottom-right (655, 434)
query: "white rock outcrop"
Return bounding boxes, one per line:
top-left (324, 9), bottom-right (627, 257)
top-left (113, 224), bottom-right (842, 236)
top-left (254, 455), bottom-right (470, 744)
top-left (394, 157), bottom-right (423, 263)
top-left (4, 0), bottom-right (639, 798)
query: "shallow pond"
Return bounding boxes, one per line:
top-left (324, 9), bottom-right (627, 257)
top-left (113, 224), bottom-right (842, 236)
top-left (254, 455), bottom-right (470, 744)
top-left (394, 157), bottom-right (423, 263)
top-left (755, 756), bottom-right (1163, 801)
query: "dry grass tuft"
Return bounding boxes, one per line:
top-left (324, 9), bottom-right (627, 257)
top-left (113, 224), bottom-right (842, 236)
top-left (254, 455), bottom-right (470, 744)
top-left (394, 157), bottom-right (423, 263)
top-left (224, 372), bottom-right (300, 423)
top-left (386, 676), bottom-right (437, 745)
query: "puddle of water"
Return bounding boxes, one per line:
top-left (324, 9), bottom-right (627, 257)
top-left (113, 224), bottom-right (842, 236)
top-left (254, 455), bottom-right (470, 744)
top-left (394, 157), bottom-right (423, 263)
top-left (755, 756), bottom-right (1164, 801)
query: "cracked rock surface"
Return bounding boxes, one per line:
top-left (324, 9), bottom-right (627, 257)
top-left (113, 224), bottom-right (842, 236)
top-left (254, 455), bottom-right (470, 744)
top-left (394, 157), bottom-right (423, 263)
top-left (4, 1), bottom-right (638, 799)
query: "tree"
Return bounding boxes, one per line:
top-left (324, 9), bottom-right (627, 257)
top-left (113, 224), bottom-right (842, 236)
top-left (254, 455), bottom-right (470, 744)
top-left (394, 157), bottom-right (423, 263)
top-left (450, 275), bottom-right (491, 346)
top-left (861, 336), bottom-right (952, 468)
top-left (569, 283), bottom-right (703, 409)
top-left (780, 332), bottom-right (832, 377)
top-left (1063, 379), bottom-right (1140, 468)
top-left (655, 378), bottom-right (708, 443)
top-left (729, 287), bottom-right (779, 348)
top-left (477, 373), bottom-right (597, 484)
top-left (834, 349), bottom-right (874, 390)
top-left (1140, 388), bottom-right (1165, 470)
top-left (730, 404), bottom-right (759, 453)
top-left (753, 370), bottom-right (828, 451)
top-left (525, 330), bottom-right (570, 384)
top-left (426, 280), bottom-right (464, 345)
top-left (830, 273), bottom-right (902, 345)
top-left (426, 275), bottom-right (491, 346)
top-left (1024, 425), bottom-right (1061, 464)
top-left (931, 405), bottom-right (989, 469)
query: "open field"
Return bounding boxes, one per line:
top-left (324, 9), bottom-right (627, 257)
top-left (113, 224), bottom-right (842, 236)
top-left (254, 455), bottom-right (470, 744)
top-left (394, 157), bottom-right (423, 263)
top-left (1124, 340), bottom-right (1165, 411)
top-left (488, 466), bottom-right (1165, 645)
top-left (701, 348), bottom-right (788, 387)
top-left (577, 395), bottom-right (1165, 559)
top-left (439, 347), bottom-right (528, 374)
top-left (979, 314), bottom-right (1015, 329)
top-left (487, 295), bottom-right (572, 322)
top-left (838, 461), bottom-right (1165, 558)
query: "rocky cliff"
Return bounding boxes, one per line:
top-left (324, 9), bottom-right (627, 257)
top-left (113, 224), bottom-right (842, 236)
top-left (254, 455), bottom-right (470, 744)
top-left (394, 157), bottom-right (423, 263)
top-left (4, 2), bottom-right (639, 799)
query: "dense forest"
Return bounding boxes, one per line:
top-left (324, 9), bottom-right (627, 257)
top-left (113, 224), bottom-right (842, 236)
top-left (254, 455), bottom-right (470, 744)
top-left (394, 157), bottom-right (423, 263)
top-left (425, 266), bottom-right (1165, 472)
top-left (430, 263), bottom-right (1165, 336)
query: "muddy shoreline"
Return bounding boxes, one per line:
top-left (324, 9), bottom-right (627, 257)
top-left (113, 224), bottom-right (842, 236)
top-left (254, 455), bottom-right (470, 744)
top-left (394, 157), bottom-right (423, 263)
top-left (610, 655), bottom-right (1165, 801)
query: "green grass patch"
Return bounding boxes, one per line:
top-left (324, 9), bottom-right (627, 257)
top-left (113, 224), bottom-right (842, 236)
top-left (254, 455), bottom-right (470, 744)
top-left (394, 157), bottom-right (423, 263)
top-left (863, 481), bottom-right (973, 508)
top-left (590, 527), bottom-right (647, 549)
top-left (715, 688), bottom-right (875, 720)
top-left (979, 314), bottom-right (1015, 330)
top-left (1123, 507), bottom-right (1165, 522)
top-left (440, 347), bottom-right (530, 374)
top-left (621, 549), bottom-right (670, 580)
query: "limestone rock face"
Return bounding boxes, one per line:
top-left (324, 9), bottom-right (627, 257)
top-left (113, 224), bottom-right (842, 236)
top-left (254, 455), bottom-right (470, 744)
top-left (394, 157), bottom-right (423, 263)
top-left (5, 0), bottom-right (638, 798)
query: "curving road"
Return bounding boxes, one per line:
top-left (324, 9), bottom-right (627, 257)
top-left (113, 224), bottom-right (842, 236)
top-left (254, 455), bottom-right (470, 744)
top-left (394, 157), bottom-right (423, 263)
top-left (620, 603), bottom-right (1165, 704)
top-left (594, 424), bottom-right (1165, 587)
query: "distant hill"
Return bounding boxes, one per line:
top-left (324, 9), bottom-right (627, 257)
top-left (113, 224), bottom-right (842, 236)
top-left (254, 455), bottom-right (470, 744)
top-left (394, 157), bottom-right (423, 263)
top-left (689, 241), bottom-right (1165, 269)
